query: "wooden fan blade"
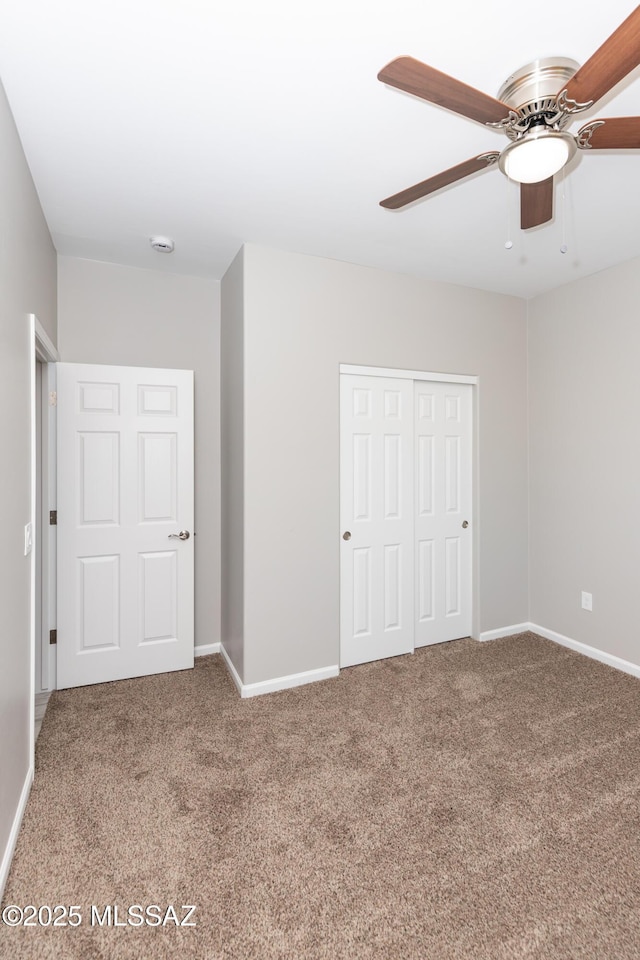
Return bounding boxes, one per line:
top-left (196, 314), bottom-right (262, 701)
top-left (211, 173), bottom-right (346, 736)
top-left (378, 56), bottom-right (511, 125)
top-left (561, 7), bottom-right (640, 108)
top-left (520, 178), bottom-right (554, 229)
top-left (380, 154), bottom-right (499, 209)
top-left (578, 116), bottom-right (640, 148)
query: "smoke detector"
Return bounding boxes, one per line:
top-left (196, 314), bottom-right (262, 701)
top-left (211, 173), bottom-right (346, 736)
top-left (150, 235), bottom-right (175, 253)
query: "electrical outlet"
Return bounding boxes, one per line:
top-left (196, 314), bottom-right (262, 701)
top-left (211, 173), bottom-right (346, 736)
top-left (581, 591), bottom-right (593, 612)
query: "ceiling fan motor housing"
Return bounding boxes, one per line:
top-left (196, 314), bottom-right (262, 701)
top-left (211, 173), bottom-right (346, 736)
top-left (497, 57), bottom-right (580, 135)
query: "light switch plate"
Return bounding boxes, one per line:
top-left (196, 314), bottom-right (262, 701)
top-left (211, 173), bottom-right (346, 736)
top-left (24, 522), bottom-right (33, 556)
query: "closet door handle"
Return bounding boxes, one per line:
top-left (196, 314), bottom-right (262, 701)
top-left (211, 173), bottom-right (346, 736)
top-left (168, 530), bottom-right (190, 540)
top-left (343, 531), bottom-right (351, 541)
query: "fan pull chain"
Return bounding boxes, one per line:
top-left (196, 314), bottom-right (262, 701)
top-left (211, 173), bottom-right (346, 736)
top-left (560, 168), bottom-right (568, 254)
top-left (505, 175), bottom-right (513, 250)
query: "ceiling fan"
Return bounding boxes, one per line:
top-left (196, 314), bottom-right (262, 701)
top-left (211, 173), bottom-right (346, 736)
top-left (378, 6), bottom-right (640, 228)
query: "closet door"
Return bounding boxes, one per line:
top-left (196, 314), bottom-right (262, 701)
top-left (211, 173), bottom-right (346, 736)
top-left (340, 375), bottom-right (414, 667)
top-left (414, 381), bottom-right (472, 646)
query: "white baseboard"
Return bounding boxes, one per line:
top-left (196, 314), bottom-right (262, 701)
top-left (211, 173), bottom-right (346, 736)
top-left (0, 765), bottom-right (33, 903)
top-left (529, 623), bottom-right (640, 681)
top-left (241, 664), bottom-right (340, 698)
top-left (34, 692), bottom-right (50, 721)
top-left (219, 644), bottom-right (243, 695)
top-left (34, 692), bottom-right (51, 742)
top-left (34, 691), bottom-right (50, 722)
top-left (478, 620), bottom-right (640, 681)
top-left (194, 642), bottom-right (221, 658)
top-left (478, 622), bottom-right (532, 643)
top-left (219, 644), bottom-right (339, 698)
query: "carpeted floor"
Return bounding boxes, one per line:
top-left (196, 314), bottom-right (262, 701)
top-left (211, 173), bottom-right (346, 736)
top-left (2, 632), bottom-right (640, 959)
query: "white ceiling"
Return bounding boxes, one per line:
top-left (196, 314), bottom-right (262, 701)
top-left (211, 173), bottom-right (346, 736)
top-left (1, 0), bottom-right (639, 299)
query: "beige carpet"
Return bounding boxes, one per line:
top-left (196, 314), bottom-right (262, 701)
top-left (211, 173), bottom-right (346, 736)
top-left (3, 632), bottom-right (640, 959)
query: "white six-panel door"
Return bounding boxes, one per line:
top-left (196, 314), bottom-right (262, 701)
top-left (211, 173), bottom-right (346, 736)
top-left (340, 375), bottom-right (415, 667)
top-left (414, 381), bottom-right (472, 646)
top-left (340, 373), bottom-right (472, 667)
top-left (57, 363), bottom-right (194, 689)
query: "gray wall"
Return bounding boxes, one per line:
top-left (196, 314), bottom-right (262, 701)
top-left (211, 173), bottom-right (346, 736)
top-left (220, 248), bottom-right (245, 676)
top-left (234, 244), bottom-right (529, 685)
top-left (528, 255), bottom-right (640, 663)
top-left (57, 256), bottom-right (220, 649)
top-left (0, 78), bottom-right (57, 890)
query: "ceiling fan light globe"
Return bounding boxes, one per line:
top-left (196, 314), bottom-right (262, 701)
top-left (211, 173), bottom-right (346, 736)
top-left (505, 138), bottom-right (569, 183)
top-left (499, 131), bottom-right (576, 184)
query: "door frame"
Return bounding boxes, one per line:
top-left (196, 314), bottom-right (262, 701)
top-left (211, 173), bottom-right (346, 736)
top-left (339, 363), bottom-right (480, 645)
top-left (32, 316), bottom-right (59, 744)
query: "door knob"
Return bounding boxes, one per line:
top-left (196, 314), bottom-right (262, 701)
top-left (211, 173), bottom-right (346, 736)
top-left (343, 531), bottom-right (351, 541)
top-left (168, 530), bottom-right (190, 540)
top-left (462, 521), bottom-right (469, 529)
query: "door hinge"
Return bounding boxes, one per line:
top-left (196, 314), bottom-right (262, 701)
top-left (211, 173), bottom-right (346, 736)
top-left (49, 510), bottom-right (57, 525)
top-left (49, 390), bottom-right (57, 406)
top-left (49, 629), bottom-right (57, 645)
